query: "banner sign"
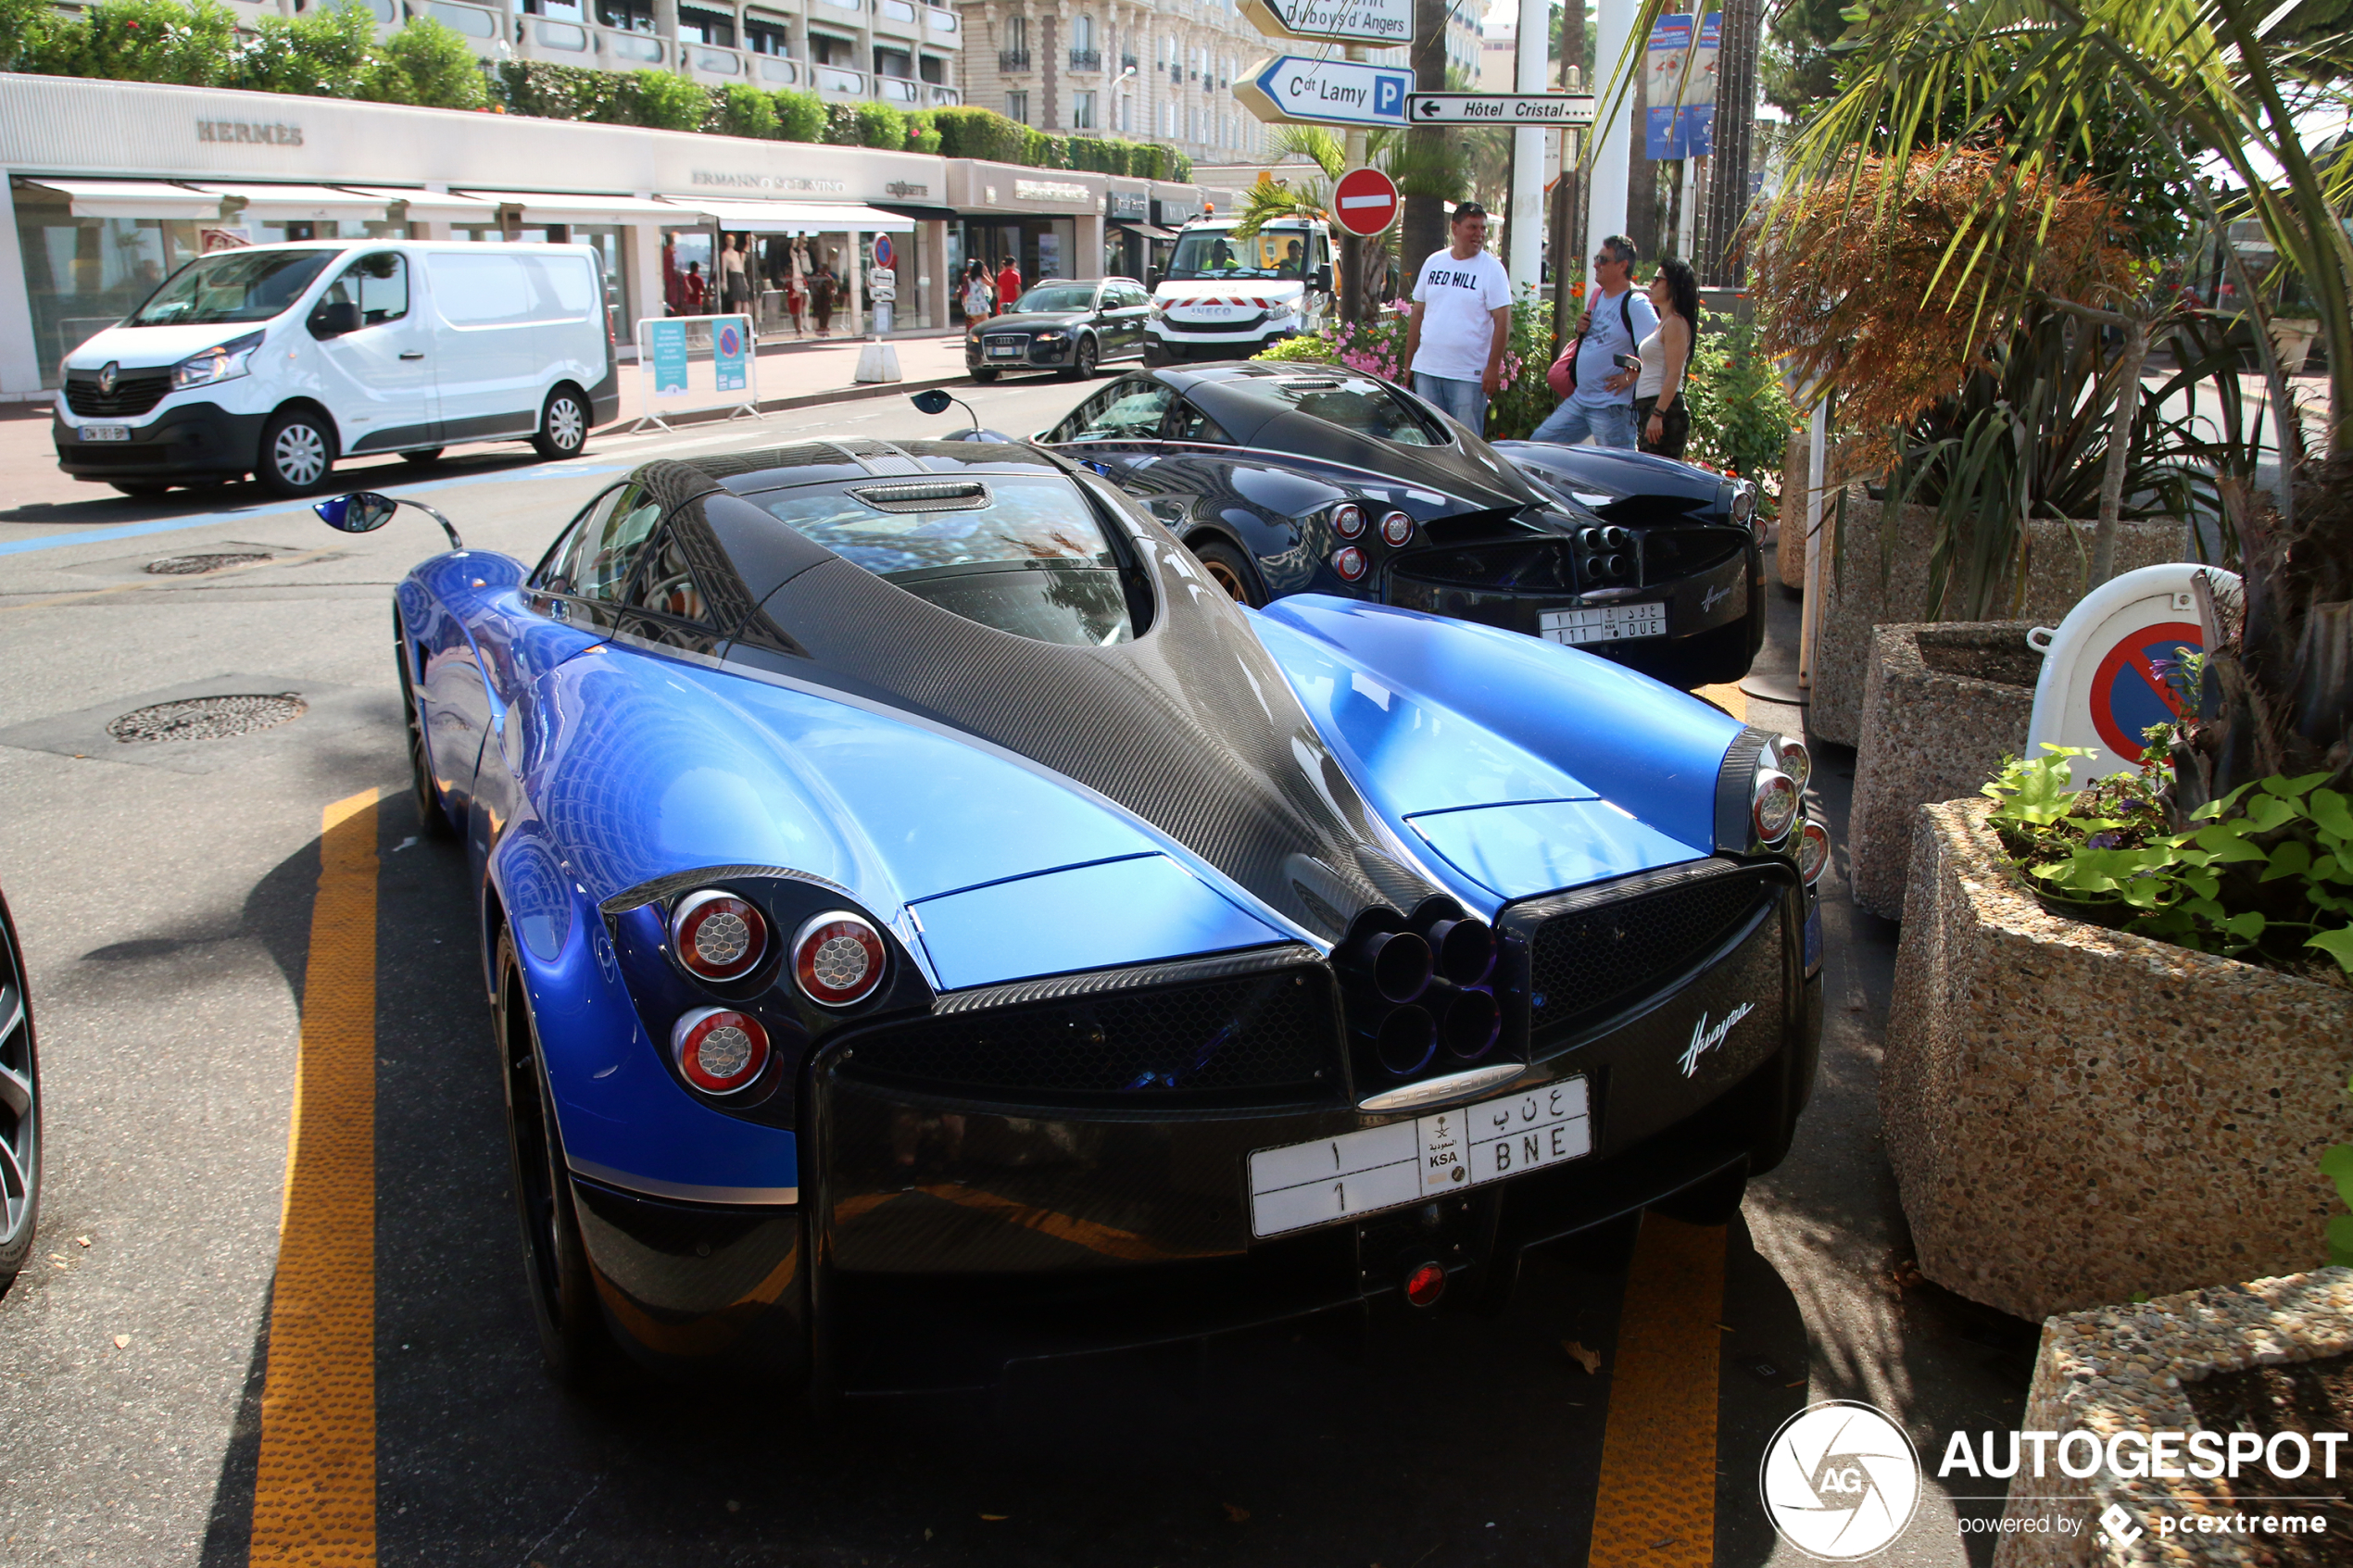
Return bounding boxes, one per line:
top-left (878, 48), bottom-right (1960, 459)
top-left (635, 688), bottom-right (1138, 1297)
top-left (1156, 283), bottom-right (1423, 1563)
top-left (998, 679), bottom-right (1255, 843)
top-left (712, 317), bottom-right (747, 394)
top-left (650, 318), bottom-right (688, 396)
top-left (1643, 11), bottom-right (1720, 160)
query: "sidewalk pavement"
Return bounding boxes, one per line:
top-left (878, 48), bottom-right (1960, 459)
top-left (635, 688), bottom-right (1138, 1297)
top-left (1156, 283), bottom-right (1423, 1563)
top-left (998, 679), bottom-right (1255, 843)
top-left (610, 330), bottom-right (973, 426)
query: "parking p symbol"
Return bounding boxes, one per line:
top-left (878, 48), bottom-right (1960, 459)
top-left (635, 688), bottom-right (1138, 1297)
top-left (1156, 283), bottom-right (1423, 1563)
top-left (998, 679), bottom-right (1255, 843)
top-left (1375, 76), bottom-right (1403, 117)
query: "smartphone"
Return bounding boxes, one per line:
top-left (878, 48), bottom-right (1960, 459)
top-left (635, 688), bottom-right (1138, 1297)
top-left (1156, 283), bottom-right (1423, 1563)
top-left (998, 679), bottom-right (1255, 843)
top-left (1613, 352), bottom-right (1642, 372)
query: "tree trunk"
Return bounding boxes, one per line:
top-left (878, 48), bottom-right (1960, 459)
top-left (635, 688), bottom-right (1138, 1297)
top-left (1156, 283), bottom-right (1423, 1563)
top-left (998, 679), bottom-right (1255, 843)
top-left (1699, 0), bottom-right (1757, 286)
top-left (1625, 55), bottom-right (1655, 259)
top-left (2090, 319), bottom-right (2150, 585)
top-left (1401, 0), bottom-right (1449, 282)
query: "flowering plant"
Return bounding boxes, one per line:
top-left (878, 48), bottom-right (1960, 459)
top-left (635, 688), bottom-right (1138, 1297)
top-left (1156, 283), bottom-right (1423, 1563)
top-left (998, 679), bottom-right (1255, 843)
top-left (1255, 295), bottom-right (1551, 439)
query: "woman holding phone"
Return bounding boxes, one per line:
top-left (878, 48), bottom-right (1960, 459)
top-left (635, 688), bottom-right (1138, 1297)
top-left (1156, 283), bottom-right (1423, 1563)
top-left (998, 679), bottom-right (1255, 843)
top-left (1635, 258), bottom-right (1698, 458)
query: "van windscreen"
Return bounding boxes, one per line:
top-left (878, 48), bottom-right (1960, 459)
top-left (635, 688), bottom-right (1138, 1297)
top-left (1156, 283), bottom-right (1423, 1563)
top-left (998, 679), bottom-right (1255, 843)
top-left (128, 250), bottom-right (339, 327)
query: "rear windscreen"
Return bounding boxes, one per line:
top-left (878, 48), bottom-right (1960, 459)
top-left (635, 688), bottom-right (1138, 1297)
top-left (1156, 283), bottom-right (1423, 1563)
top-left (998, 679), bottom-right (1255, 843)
top-left (755, 476), bottom-right (1137, 646)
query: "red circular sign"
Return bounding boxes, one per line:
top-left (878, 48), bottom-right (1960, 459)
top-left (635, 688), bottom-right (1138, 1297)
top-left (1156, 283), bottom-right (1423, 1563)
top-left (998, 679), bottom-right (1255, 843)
top-left (1332, 168), bottom-right (1401, 238)
top-left (2088, 620), bottom-right (2203, 761)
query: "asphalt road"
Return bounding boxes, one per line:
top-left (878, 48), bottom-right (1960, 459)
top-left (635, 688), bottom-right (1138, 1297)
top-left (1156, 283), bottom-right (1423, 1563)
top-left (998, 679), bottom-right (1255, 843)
top-left (0, 378), bottom-right (2038, 1567)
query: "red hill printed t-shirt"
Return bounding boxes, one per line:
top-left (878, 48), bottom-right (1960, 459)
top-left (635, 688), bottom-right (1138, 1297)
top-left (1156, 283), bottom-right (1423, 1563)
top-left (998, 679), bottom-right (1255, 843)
top-left (1410, 246), bottom-right (1512, 383)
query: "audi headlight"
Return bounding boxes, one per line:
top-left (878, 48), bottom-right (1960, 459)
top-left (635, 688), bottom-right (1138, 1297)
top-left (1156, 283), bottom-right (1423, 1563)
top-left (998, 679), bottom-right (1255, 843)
top-left (172, 330), bottom-right (262, 390)
top-left (1034, 330), bottom-right (1067, 343)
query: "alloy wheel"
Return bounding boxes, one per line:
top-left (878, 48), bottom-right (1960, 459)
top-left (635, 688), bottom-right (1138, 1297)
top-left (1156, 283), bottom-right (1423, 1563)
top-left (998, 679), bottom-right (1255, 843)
top-left (0, 896), bottom-right (39, 1265)
top-left (1202, 557), bottom-right (1251, 603)
top-left (272, 423), bottom-right (328, 488)
top-left (547, 396), bottom-right (585, 452)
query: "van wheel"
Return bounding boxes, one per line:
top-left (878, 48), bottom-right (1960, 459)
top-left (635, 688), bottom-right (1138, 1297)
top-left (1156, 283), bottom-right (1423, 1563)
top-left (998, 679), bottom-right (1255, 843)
top-left (258, 408), bottom-right (336, 496)
top-left (1142, 342), bottom-right (1170, 368)
top-left (532, 386), bottom-right (588, 460)
top-left (969, 368), bottom-right (1000, 383)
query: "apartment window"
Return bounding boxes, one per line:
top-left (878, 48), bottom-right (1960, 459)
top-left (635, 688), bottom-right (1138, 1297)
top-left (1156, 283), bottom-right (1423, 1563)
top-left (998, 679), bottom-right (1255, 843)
top-left (1073, 89), bottom-right (1096, 128)
top-left (678, 5), bottom-right (735, 44)
top-left (875, 44), bottom-right (911, 75)
top-left (1007, 90), bottom-right (1029, 123)
top-left (919, 52), bottom-right (945, 82)
top-left (1072, 13), bottom-right (1091, 51)
top-left (595, 0), bottom-right (652, 29)
top-left (744, 9), bottom-right (789, 52)
top-left (811, 30), bottom-right (853, 62)
top-left (1006, 14), bottom-right (1026, 52)
top-left (1117, 93), bottom-right (1130, 132)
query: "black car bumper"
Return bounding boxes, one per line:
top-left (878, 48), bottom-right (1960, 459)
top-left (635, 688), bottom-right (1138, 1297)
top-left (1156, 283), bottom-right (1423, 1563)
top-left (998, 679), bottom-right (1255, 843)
top-left (968, 335), bottom-right (1075, 371)
top-left (1385, 538), bottom-right (1755, 652)
top-left (569, 865), bottom-right (1821, 1393)
top-left (55, 402), bottom-right (262, 483)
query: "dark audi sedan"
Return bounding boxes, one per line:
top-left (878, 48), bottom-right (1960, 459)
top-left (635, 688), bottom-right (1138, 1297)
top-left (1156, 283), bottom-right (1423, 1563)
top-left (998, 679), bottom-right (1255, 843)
top-left (968, 277), bottom-right (1153, 383)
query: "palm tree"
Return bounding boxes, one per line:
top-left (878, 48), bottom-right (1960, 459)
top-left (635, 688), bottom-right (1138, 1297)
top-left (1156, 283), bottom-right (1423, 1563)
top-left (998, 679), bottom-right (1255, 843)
top-left (1232, 123), bottom-right (1474, 307)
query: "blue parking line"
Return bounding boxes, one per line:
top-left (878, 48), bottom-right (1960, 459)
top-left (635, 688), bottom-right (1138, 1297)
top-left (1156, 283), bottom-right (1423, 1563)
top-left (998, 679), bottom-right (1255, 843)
top-left (0, 462), bottom-right (628, 558)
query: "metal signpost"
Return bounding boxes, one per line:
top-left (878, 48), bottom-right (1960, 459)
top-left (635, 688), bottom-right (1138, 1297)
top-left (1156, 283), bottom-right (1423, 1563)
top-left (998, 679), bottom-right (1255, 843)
top-left (1406, 93), bottom-right (1596, 125)
top-left (629, 313), bottom-right (761, 433)
top-left (1239, 0), bottom-right (1411, 46)
top-left (855, 234), bottom-right (902, 383)
top-left (1236, 56), bottom-right (1413, 128)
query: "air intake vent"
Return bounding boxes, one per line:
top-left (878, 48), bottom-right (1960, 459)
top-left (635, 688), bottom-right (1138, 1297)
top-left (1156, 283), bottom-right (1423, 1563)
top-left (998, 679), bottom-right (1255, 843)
top-left (1525, 867), bottom-right (1772, 1038)
top-left (849, 480), bottom-right (991, 513)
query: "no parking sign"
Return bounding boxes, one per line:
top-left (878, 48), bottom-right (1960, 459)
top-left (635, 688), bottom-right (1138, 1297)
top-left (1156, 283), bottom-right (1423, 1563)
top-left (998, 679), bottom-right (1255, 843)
top-left (2024, 563), bottom-right (2240, 785)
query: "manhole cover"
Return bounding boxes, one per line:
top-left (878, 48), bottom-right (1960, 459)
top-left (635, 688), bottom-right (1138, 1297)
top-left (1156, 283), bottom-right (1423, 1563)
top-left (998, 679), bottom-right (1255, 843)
top-left (107, 694), bottom-right (308, 744)
top-left (145, 552), bottom-right (272, 576)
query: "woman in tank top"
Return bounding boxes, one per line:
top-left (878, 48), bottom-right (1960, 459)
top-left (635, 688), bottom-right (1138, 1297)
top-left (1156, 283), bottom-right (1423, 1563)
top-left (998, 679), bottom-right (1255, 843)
top-left (1636, 257), bottom-right (1697, 459)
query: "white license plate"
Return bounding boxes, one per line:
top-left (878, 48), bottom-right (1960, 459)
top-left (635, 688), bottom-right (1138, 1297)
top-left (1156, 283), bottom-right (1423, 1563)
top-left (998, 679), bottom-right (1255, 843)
top-left (81, 424), bottom-right (130, 442)
top-left (1541, 602), bottom-right (1666, 646)
top-left (987, 343), bottom-right (1023, 358)
top-left (1247, 1077), bottom-right (1590, 1238)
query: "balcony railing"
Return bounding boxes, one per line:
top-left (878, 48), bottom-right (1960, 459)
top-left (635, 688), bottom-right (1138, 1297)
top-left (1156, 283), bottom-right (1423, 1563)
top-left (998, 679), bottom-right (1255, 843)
top-left (815, 63), bottom-right (867, 93)
top-left (999, 47), bottom-right (1030, 69)
top-left (1119, 52), bottom-right (1137, 71)
top-left (1166, 61), bottom-right (1180, 81)
top-left (927, 82), bottom-right (962, 104)
top-left (1067, 47), bottom-right (1100, 69)
top-left (753, 54), bottom-right (799, 82)
top-left (878, 73), bottom-right (919, 102)
top-left (876, 0), bottom-right (918, 27)
top-left (925, 5), bottom-right (957, 30)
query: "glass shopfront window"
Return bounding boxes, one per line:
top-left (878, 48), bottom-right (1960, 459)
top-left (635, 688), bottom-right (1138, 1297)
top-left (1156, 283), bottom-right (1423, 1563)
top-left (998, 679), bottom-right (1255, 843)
top-left (13, 205), bottom-right (201, 387)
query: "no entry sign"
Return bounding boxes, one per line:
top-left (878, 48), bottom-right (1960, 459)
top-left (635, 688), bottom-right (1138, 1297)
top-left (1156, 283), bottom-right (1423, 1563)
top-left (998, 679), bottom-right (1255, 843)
top-left (1332, 167), bottom-right (1400, 237)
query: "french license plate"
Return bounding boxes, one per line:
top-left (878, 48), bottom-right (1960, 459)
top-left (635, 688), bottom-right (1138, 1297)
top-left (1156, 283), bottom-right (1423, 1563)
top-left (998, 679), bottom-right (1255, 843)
top-left (987, 342), bottom-right (1023, 358)
top-left (1541, 602), bottom-right (1666, 646)
top-left (81, 424), bottom-right (129, 442)
top-left (1247, 1077), bottom-right (1590, 1238)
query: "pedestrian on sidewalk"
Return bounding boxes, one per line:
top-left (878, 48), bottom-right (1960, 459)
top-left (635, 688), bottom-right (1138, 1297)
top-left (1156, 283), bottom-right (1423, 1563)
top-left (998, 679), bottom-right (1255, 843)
top-left (681, 260), bottom-right (708, 316)
top-left (995, 257), bottom-right (1022, 316)
top-left (811, 252), bottom-right (838, 336)
top-left (1530, 233), bottom-right (1656, 449)
top-left (1403, 202), bottom-right (1512, 437)
top-left (1634, 257), bottom-right (1697, 459)
top-left (661, 232), bottom-right (683, 316)
top-left (787, 235), bottom-right (811, 337)
top-left (961, 260), bottom-right (994, 323)
top-left (720, 233), bottom-right (752, 320)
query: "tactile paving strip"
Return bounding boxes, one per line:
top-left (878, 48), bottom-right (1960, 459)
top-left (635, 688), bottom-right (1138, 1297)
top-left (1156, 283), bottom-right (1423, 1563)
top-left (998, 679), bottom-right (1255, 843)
top-left (248, 790), bottom-right (379, 1566)
top-left (1586, 1214), bottom-right (1727, 1568)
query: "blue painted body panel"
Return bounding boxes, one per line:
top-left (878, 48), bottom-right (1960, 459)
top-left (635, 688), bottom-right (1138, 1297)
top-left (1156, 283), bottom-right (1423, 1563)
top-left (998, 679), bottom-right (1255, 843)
top-left (1403, 799), bottom-right (1706, 901)
top-left (912, 854), bottom-right (1288, 992)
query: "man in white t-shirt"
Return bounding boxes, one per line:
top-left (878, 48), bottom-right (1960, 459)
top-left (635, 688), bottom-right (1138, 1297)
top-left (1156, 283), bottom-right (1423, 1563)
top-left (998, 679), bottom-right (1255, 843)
top-left (1403, 203), bottom-right (1512, 437)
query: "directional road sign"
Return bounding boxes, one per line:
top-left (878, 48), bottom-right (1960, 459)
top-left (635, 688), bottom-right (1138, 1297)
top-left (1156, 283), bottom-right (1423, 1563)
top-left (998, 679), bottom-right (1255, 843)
top-left (1408, 93), bottom-right (1597, 126)
top-left (1239, 0), bottom-right (1411, 46)
top-left (1331, 167), bottom-right (1400, 237)
top-left (1238, 55), bottom-right (1413, 129)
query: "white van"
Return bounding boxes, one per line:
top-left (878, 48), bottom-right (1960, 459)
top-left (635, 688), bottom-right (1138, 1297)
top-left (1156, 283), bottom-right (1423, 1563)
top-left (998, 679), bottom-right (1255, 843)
top-left (1143, 217), bottom-right (1333, 365)
top-left (54, 240), bottom-right (618, 497)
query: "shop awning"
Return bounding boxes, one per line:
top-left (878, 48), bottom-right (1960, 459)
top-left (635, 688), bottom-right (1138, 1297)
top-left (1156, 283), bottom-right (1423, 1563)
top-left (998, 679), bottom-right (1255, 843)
top-left (184, 182), bottom-right (395, 223)
top-left (18, 179), bottom-right (222, 220)
top-left (670, 197), bottom-right (917, 232)
top-left (334, 186), bottom-right (504, 221)
top-left (453, 190), bottom-right (689, 224)
top-left (1113, 220), bottom-right (1178, 242)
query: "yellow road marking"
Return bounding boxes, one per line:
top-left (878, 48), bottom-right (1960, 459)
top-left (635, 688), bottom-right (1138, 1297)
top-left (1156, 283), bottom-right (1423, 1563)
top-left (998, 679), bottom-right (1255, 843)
top-left (1692, 683), bottom-right (1748, 722)
top-left (1587, 1214), bottom-right (1727, 1568)
top-left (0, 544), bottom-right (346, 613)
top-left (250, 789), bottom-right (380, 1567)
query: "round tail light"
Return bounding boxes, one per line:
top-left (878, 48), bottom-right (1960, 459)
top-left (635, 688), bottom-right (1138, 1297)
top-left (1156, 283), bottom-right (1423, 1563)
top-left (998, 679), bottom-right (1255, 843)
top-left (1371, 1005), bottom-right (1436, 1077)
top-left (1379, 510), bottom-right (1414, 546)
top-left (1797, 820), bottom-right (1831, 884)
top-left (1332, 545), bottom-right (1369, 583)
top-left (672, 1008), bottom-right (770, 1095)
top-left (1752, 769), bottom-right (1800, 845)
top-left (792, 911), bottom-right (887, 1007)
top-left (1772, 736), bottom-right (1812, 792)
top-left (669, 889), bottom-right (768, 981)
top-left (1331, 503), bottom-right (1366, 538)
top-left (1403, 1261), bottom-right (1447, 1308)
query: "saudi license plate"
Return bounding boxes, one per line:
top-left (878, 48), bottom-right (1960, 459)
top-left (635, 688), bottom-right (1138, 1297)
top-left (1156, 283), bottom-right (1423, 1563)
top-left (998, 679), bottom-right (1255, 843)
top-left (987, 341), bottom-right (1024, 358)
top-left (1541, 602), bottom-right (1666, 646)
top-left (81, 424), bottom-right (129, 442)
top-left (1247, 1077), bottom-right (1590, 1238)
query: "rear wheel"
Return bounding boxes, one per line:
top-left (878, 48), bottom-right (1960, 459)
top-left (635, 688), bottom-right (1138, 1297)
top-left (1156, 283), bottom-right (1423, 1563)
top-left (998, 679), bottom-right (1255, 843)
top-left (0, 888), bottom-right (41, 1295)
top-left (531, 385), bottom-right (588, 460)
top-left (969, 367), bottom-right (1000, 383)
top-left (497, 931), bottom-right (617, 1388)
top-left (1189, 538), bottom-right (1265, 608)
top-left (1062, 335), bottom-right (1098, 381)
top-left (258, 408), bottom-right (336, 496)
top-left (394, 612), bottom-right (453, 840)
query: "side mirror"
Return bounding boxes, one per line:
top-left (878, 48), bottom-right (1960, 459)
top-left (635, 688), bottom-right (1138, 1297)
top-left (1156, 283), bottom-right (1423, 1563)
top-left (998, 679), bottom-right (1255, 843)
top-left (1147, 271), bottom-right (1164, 289)
top-left (315, 492), bottom-right (396, 533)
top-left (309, 299), bottom-right (362, 339)
top-left (911, 388), bottom-right (954, 415)
top-left (1311, 267), bottom-right (1332, 293)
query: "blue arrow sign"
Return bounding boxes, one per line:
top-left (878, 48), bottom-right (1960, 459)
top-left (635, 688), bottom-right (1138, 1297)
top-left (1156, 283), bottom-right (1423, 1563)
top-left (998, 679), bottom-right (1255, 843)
top-left (1238, 55), bottom-right (1414, 129)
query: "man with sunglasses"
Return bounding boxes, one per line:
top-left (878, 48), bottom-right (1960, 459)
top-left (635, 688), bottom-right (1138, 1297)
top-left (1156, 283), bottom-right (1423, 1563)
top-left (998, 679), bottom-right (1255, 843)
top-left (1529, 234), bottom-right (1656, 449)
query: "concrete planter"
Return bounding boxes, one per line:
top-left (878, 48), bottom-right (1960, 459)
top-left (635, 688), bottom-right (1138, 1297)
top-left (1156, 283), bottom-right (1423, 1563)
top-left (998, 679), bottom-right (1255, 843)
top-left (1849, 621), bottom-right (2042, 921)
top-left (1991, 1268), bottom-right (2353, 1568)
top-left (1882, 799), bottom-right (2353, 1321)
top-left (1808, 492), bottom-right (2177, 746)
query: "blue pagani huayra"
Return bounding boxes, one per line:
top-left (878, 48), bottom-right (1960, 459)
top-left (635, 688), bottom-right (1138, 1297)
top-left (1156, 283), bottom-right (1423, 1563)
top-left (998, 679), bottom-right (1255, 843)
top-left (318, 433), bottom-right (1827, 1399)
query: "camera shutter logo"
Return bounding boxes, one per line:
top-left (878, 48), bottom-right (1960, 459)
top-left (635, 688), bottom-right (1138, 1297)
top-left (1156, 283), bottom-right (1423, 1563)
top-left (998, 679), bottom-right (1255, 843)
top-left (1759, 1400), bottom-right (1922, 1559)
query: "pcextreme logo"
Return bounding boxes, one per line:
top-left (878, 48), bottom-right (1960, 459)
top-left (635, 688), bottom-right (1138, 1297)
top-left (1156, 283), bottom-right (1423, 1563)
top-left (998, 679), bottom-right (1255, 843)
top-left (1760, 1400), bottom-right (1923, 1559)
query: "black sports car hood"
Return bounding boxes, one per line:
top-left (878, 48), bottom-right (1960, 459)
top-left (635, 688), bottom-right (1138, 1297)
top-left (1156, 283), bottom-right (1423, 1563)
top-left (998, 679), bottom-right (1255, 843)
top-left (665, 455), bottom-right (1440, 943)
